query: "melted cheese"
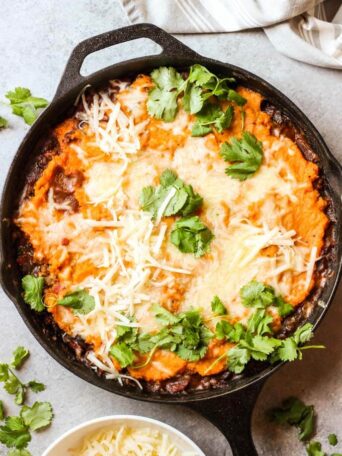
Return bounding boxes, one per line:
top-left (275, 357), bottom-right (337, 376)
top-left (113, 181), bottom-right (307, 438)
top-left (16, 76), bottom-right (328, 379)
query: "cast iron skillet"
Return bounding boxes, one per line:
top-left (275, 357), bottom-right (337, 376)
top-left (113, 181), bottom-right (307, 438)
top-left (1, 24), bottom-right (341, 456)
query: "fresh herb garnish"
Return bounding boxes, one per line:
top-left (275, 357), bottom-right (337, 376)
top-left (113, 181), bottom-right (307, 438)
top-left (170, 216), bottom-right (214, 257)
top-left (21, 276), bottom-right (45, 312)
top-left (140, 169), bottom-right (203, 220)
top-left (0, 402), bottom-right (52, 450)
top-left (211, 296), bottom-right (227, 316)
top-left (220, 131), bottom-right (263, 181)
top-left (306, 441), bottom-right (325, 456)
top-left (329, 434), bottom-right (338, 446)
top-left (110, 306), bottom-right (213, 368)
top-left (147, 64), bottom-right (243, 136)
top-left (5, 87), bottom-right (48, 126)
top-left (240, 280), bottom-right (293, 317)
top-left (0, 400), bottom-right (4, 420)
top-left (0, 348), bottom-right (45, 406)
top-left (147, 67), bottom-right (184, 122)
top-left (58, 289), bottom-right (95, 315)
top-left (11, 347), bottom-right (29, 370)
top-left (270, 397), bottom-right (315, 441)
top-left (0, 416), bottom-right (31, 449)
top-left (8, 449), bottom-right (32, 456)
top-left (0, 116), bottom-right (8, 129)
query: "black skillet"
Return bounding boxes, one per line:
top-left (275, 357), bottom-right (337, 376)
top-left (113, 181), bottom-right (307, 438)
top-left (1, 24), bottom-right (341, 456)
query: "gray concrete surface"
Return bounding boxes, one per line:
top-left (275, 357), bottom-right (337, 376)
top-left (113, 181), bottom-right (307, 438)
top-left (0, 1), bottom-right (341, 455)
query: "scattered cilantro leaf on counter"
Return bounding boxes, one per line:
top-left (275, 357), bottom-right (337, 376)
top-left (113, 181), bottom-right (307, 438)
top-left (27, 381), bottom-right (45, 393)
top-left (11, 347), bottom-right (29, 370)
top-left (21, 276), bottom-right (45, 312)
top-left (270, 397), bottom-right (315, 442)
top-left (211, 296), bottom-right (228, 316)
top-left (58, 289), bottom-right (95, 315)
top-left (306, 441), bottom-right (326, 456)
top-left (0, 116), bottom-right (8, 129)
top-left (8, 449), bottom-right (32, 456)
top-left (170, 216), bottom-right (214, 257)
top-left (220, 132), bottom-right (263, 181)
top-left (0, 400), bottom-right (5, 420)
top-left (328, 434), bottom-right (338, 446)
top-left (0, 348), bottom-right (46, 406)
top-left (20, 402), bottom-right (53, 432)
top-left (140, 169), bottom-right (203, 220)
top-left (0, 416), bottom-right (31, 449)
top-left (5, 87), bottom-right (48, 126)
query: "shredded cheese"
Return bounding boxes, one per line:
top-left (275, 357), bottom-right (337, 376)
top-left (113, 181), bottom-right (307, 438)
top-left (70, 424), bottom-right (199, 456)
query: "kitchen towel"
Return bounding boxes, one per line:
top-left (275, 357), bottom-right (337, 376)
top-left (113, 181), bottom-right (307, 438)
top-left (119, 0), bottom-right (342, 69)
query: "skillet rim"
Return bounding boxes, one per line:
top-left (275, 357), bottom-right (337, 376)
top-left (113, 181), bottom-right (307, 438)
top-left (1, 46), bottom-right (342, 404)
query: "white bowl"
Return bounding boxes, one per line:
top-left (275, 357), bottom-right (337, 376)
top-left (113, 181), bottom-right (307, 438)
top-left (42, 415), bottom-right (206, 455)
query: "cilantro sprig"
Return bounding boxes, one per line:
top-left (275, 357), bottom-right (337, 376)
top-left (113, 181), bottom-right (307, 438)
top-left (0, 402), bottom-right (52, 450)
top-left (0, 348), bottom-right (45, 406)
top-left (147, 64), bottom-right (245, 136)
top-left (5, 87), bottom-right (48, 126)
top-left (58, 289), bottom-right (95, 315)
top-left (140, 169), bottom-right (203, 220)
top-left (109, 305), bottom-right (213, 368)
top-left (220, 132), bottom-right (264, 181)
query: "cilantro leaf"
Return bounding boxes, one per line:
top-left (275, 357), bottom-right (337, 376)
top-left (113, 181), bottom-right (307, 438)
top-left (147, 88), bottom-right (179, 122)
top-left (147, 67), bottom-right (183, 122)
top-left (0, 364), bottom-right (9, 382)
top-left (0, 116), bottom-right (8, 129)
top-left (216, 321), bottom-right (245, 343)
top-left (170, 216), bottom-right (214, 257)
top-left (5, 87), bottom-right (48, 126)
top-left (220, 132), bottom-right (263, 181)
top-left (110, 342), bottom-right (135, 368)
top-left (58, 289), bottom-right (95, 315)
top-left (227, 89), bottom-right (247, 106)
top-left (0, 416), bottom-right (31, 449)
top-left (191, 123), bottom-right (212, 137)
top-left (152, 303), bottom-right (179, 325)
top-left (183, 84), bottom-right (204, 114)
top-left (27, 381), bottom-right (45, 393)
top-left (328, 434), bottom-right (338, 446)
top-left (270, 397), bottom-right (315, 442)
top-left (8, 449), bottom-right (32, 456)
top-left (20, 402), bottom-right (53, 431)
top-left (150, 67), bottom-right (183, 91)
top-left (306, 441), bottom-right (325, 456)
top-left (0, 400), bottom-right (5, 420)
top-left (240, 280), bottom-right (293, 317)
top-left (21, 275), bottom-right (45, 312)
top-left (211, 296), bottom-right (227, 316)
top-left (240, 281), bottom-right (275, 308)
top-left (228, 346), bottom-right (251, 373)
top-left (11, 347), bottom-right (29, 370)
top-left (246, 309), bottom-right (273, 336)
top-left (140, 170), bottom-right (203, 220)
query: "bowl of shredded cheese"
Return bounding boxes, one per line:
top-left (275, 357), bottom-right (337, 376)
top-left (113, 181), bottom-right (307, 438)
top-left (42, 415), bottom-right (205, 456)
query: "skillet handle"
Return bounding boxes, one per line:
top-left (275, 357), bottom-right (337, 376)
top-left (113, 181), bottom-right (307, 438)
top-left (187, 380), bottom-right (265, 456)
top-left (54, 23), bottom-right (199, 99)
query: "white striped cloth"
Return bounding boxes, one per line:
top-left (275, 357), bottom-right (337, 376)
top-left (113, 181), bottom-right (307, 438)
top-left (119, 0), bottom-right (342, 69)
